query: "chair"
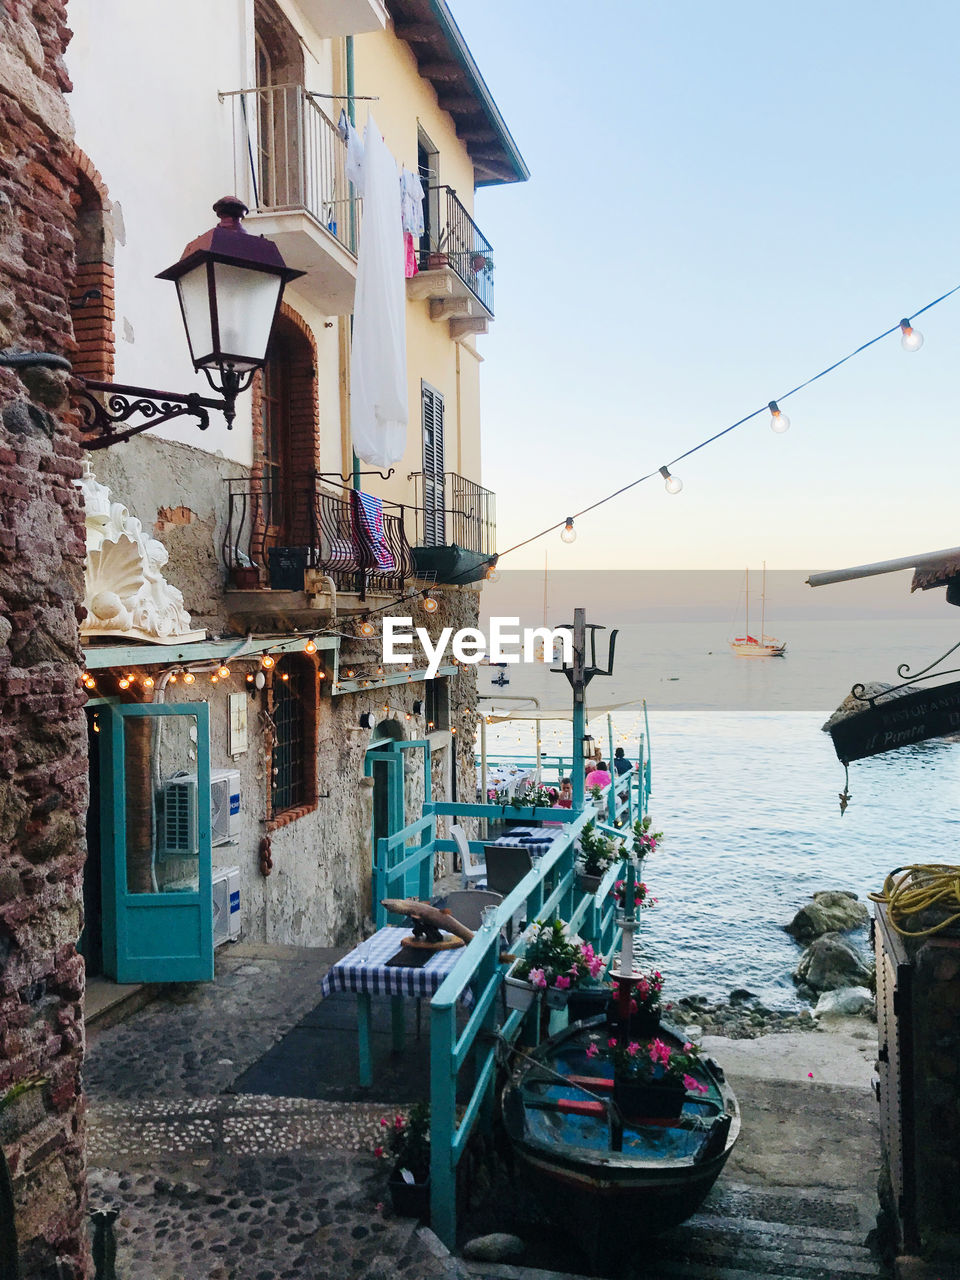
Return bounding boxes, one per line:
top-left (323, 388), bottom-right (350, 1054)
top-left (432, 889), bottom-right (503, 932)
top-left (450, 823), bottom-right (487, 889)
top-left (483, 844), bottom-right (534, 898)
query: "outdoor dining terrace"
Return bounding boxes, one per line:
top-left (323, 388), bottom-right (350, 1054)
top-left (348, 760), bottom-right (647, 1248)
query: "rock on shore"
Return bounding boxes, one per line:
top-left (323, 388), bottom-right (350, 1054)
top-left (795, 931), bottom-right (874, 993)
top-left (785, 890), bottom-right (869, 942)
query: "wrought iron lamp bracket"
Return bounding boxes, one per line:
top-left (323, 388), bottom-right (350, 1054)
top-left (75, 376), bottom-right (251, 450)
top-left (851, 635), bottom-right (960, 704)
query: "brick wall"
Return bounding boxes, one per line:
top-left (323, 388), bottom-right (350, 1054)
top-left (0, 2), bottom-right (93, 1276)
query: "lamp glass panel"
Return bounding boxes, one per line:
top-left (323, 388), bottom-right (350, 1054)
top-left (212, 262), bottom-right (282, 371)
top-left (176, 263), bottom-right (215, 367)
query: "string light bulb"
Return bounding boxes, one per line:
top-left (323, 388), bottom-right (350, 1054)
top-left (280, 672), bottom-right (289, 681)
top-left (211, 674), bottom-right (219, 684)
top-left (261, 653), bottom-right (275, 669)
top-left (560, 516), bottom-right (576, 544)
top-left (118, 677), bottom-right (130, 690)
top-left (81, 673), bottom-right (96, 689)
top-left (423, 592), bottom-right (439, 613)
top-left (217, 665), bottom-right (231, 679)
top-left (246, 673), bottom-right (255, 684)
top-left (168, 673), bottom-right (178, 684)
top-left (304, 638), bottom-right (317, 654)
top-left (659, 466), bottom-right (683, 494)
top-left (183, 672), bottom-right (196, 685)
top-left (900, 318), bottom-right (924, 351)
top-left (768, 400), bottom-right (790, 433)
top-left (346, 668), bottom-right (355, 679)
top-left (359, 620), bottom-right (375, 638)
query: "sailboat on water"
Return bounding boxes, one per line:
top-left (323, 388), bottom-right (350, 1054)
top-left (730, 564), bottom-right (786, 657)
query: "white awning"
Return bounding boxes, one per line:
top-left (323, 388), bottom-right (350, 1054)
top-left (482, 700), bottom-right (643, 724)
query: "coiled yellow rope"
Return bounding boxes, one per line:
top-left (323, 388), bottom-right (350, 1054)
top-left (868, 864), bottom-right (960, 937)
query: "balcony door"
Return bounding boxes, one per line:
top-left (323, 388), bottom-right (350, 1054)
top-left (254, 0), bottom-right (304, 209)
top-left (421, 381), bottom-right (446, 547)
top-left (259, 313), bottom-right (316, 561)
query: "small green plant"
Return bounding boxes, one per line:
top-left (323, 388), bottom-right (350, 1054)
top-left (374, 1102), bottom-right (430, 1183)
top-left (513, 919), bottom-right (605, 992)
top-left (576, 820), bottom-right (624, 877)
top-left (632, 815), bottom-right (663, 859)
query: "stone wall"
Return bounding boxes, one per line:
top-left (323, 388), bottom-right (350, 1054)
top-left (0, 3), bottom-right (92, 1276)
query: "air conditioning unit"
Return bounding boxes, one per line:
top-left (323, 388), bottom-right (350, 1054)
top-left (159, 773), bottom-right (199, 859)
top-left (158, 768), bottom-right (242, 858)
top-left (212, 865), bottom-right (241, 946)
top-left (210, 768), bottom-right (241, 846)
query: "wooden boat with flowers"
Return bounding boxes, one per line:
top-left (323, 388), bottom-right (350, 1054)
top-left (500, 1016), bottom-right (740, 1269)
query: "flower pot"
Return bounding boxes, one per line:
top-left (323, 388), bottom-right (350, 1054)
top-left (470, 253), bottom-right (486, 273)
top-left (388, 1168), bottom-right (430, 1220)
top-left (544, 986), bottom-right (569, 1011)
top-left (230, 565), bottom-right (260, 589)
top-left (613, 1077), bottom-right (686, 1120)
top-left (427, 251), bottom-right (449, 269)
top-left (567, 987), bottom-right (611, 1023)
top-left (504, 975), bottom-right (537, 1012)
top-left (577, 872), bottom-right (603, 895)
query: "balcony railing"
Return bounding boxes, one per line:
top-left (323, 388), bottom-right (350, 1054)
top-left (223, 478), bottom-right (412, 597)
top-left (423, 186), bottom-right (494, 315)
top-left (221, 84), bottom-right (359, 256)
top-left (408, 472), bottom-right (496, 555)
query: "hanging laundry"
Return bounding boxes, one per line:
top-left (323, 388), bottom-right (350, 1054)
top-left (351, 490), bottom-right (397, 571)
top-left (336, 107), bottom-right (349, 142)
top-left (349, 115), bottom-right (407, 468)
top-left (345, 119), bottom-right (365, 193)
top-left (403, 232), bottom-right (418, 279)
top-left (400, 166), bottom-right (425, 236)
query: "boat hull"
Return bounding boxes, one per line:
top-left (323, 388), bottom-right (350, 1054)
top-left (730, 639), bottom-right (786, 657)
top-left (501, 1019), bottom-right (740, 1270)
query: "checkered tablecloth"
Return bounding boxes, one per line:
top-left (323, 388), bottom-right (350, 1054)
top-left (491, 826), bottom-right (563, 851)
top-left (320, 926), bottom-right (469, 1001)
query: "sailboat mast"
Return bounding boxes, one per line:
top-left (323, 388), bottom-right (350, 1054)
top-left (760, 561), bottom-right (766, 642)
top-left (744, 568), bottom-right (749, 637)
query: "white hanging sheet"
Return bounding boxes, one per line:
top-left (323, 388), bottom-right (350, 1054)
top-left (349, 116), bottom-right (408, 467)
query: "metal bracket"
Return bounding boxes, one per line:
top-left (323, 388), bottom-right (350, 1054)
top-left (851, 635), bottom-right (960, 703)
top-left (75, 379), bottom-right (237, 449)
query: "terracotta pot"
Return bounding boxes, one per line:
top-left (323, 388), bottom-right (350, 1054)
top-left (427, 251), bottom-right (449, 269)
top-left (613, 1077), bottom-right (686, 1120)
top-left (230, 566), bottom-right (260, 589)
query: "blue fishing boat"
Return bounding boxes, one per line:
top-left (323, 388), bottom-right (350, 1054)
top-left (501, 1017), bottom-right (740, 1270)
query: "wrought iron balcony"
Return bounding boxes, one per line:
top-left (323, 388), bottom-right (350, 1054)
top-left (220, 84), bottom-right (360, 313)
top-left (407, 472), bottom-right (496, 584)
top-left (223, 478), bottom-right (413, 601)
top-left (408, 187), bottom-right (494, 336)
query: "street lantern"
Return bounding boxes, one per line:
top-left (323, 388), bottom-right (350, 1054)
top-left (157, 196), bottom-right (304, 426)
top-left (581, 734), bottom-right (597, 759)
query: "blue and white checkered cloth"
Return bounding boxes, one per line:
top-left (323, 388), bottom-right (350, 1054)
top-left (320, 926), bottom-right (468, 1001)
top-left (492, 826), bottom-right (562, 850)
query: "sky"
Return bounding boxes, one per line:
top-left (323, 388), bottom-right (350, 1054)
top-left (448, 1), bottom-right (960, 572)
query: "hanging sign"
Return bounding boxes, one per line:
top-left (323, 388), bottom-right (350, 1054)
top-left (829, 679), bottom-right (960, 764)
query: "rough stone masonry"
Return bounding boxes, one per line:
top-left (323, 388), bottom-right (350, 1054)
top-left (0, 1), bottom-right (93, 1275)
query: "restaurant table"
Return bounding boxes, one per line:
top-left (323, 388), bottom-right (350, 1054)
top-left (320, 925), bottom-right (471, 1087)
top-left (481, 764), bottom-right (534, 800)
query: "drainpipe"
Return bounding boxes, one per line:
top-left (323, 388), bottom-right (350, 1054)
top-left (346, 34), bottom-right (361, 492)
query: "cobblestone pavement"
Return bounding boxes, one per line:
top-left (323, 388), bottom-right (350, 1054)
top-left (85, 943), bottom-right (470, 1280)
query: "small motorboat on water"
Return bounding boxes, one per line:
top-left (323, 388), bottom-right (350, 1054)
top-left (501, 1017), bottom-right (740, 1270)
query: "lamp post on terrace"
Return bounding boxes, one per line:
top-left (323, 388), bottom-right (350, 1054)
top-left (71, 195), bottom-right (304, 448)
top-left (551, 609), bottom-right (618, 811)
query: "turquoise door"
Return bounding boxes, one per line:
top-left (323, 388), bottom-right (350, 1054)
top-left (100, 701), bottom-right (214, 983)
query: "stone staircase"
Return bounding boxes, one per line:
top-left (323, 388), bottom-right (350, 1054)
top-left (461, 1181), bottom-right (887, 1280)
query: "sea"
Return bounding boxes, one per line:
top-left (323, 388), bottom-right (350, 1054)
top-left (475, 570), bottom-right (960, 1009)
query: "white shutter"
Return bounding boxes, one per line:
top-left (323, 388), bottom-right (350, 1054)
top-left (421, 382), bottom-right (446, 546)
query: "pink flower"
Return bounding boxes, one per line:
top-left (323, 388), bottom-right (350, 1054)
top-left (394, 1114), bottom-right (404, 1130)
top-left (588, 955), bottom-right (604, 977)
top-left (627, 1041), bottom-right (640, 1057)
top-left (649, 1038), bottom-right (672, 1067)
top-left (380, 1117), bottom-right (388, 1128)
top-left (586, 1043), bottom-right (599, 1059)
top-left (554, 975), bottom-right (571, 990)
top-left (607, 1037), bottom-right (619, 1049)
top-left (683, 1042), bottom-right (694, 1053)
top-left (807, 1072), bottom-right (814, 1079)
top-left (683, 1074), bottom-right (708, 1095)
top-left (374, 1146), bottom-right (384, 1158)
top-left (528, 967), bottom-right (547, 990)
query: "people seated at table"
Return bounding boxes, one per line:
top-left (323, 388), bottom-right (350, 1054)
top-left (613, 747), bottom-right (633, 777)
top-left (585, 761), bottom-right (612, 790)
top-left (556, 777), bottom-right (573, 808)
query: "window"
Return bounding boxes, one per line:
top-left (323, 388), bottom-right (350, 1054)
top-left (417, 127), bottom-right (439, 262)
top-left (254, 0), bottom-right (304, 208)
top-left (421, 381), bottom-right (445, 546)
top-left (424, 677), bottom-right (449, 733)
top-left (256, 311), bottom-right (317, 553)
top-left (268, 656), bottom-right (318, 824)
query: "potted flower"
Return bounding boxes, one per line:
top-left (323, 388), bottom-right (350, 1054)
top-left (427, 231), bottom-right (449, 270)
top-left (375, 1103), bottom-right (430, 1219)
top-left (505, 919), bottom-right (602, 1012)
top-left (575, 821), bottom-right (623, 892)
top-left (612, 878), bottom-right (657, 913)
top-left (603, 1035), bottom-right (707, 1120)
top-left (511, 782), bottom-right (559, 811)
top-left (613, 967), bottom-right (664, 1036)
top-left (632, 815), bottom-right (663, 862)
top-left (470, 252), bottom-right (494, 274)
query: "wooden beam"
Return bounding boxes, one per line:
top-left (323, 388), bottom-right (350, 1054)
top-left (437, 93), bottom-right (479, 114)
top-left (419, 61), bottom-right (462, 83)
top-left (394, 21), bottom-right (441, 43)
top-left (458, 127), bottom-right (498, 143)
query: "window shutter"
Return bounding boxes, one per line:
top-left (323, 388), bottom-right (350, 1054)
top-left (421, 382), bottom-right (446, 546)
